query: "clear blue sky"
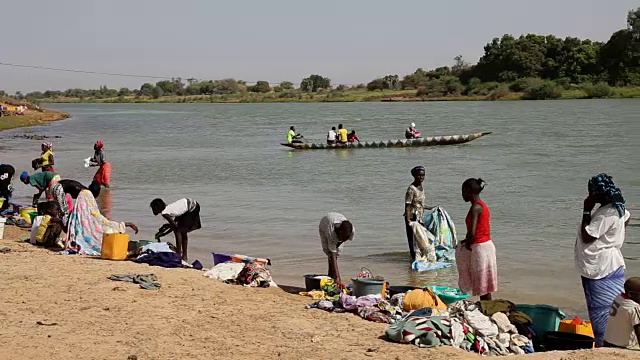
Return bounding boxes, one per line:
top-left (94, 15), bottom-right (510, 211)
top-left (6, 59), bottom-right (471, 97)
top-left (1, 0), bottom-right (637, 92)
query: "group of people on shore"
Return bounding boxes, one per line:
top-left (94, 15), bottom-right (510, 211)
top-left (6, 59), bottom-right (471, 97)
top-left (322, 168), bottom-right (637, 349)
top-left (0, 141), bottom-right (202, 261)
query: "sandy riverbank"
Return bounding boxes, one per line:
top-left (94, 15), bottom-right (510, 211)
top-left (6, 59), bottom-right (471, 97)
top-left (0, 225), bottom-right (637, 360)
top-left (0, 104), bottom-right (70, 131)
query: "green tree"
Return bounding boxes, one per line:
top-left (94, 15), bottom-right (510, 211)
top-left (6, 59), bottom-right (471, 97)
top-left (300, 75), bottom-right (331, 92)
top-left (367, 78), bottom-right (388, 91)
top-left (118, 88), bottom-right (132, 97)
top-left (140, 83), bottom-right (154, 97)
top-left (213, 79), bottom-right (239, 94)
top-left (249, 81), bottom-right (271, 93)
top-left (382, 74), bottom-right (400, 89)
top-left (151, 86), bottom-right (164, 99)
top-left (279, 81), bottom-right (294, 90)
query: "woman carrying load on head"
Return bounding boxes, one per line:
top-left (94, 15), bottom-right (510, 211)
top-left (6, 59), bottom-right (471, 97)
top-left (90, 140), bottom-right (111, 188)
top-left (404, 166), bottom-right (428, 261)
top-left (576, 173), bottom-right (631, 347)
top-left (456, 178), bottom-right (497, 301)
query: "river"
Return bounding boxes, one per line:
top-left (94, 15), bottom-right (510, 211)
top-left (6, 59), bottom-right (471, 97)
top-left (1, 100), bottom-right (639, 314)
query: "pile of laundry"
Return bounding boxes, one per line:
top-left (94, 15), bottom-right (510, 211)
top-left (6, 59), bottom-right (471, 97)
top-left (385, 299), bottom-right (535, 356)
top-left (306, 293), bottom-right (404, 324)
top-left (204, 260), bottom-right (276, 288)
top-left (134, 242), bottom-right (202, 269)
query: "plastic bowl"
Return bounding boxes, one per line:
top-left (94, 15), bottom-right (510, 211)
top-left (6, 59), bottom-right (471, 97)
top-left (303, 274), bottom-right (331, 291)
top-left (426, 285), bottom-right (470, 304)
top-left (543, 331), bottom-right (594, 351)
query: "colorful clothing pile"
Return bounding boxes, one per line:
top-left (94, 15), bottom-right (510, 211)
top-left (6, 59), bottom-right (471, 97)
top-left (385, 300), bottom-right (535, 356)
top-left (306, 293), bottom-right (402, 324)
top-left (227, 260), bottom-right (274, 288)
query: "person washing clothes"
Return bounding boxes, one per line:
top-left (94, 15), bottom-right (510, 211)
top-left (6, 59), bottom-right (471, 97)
top-left (32, 142), bottom-right (55, 172)
top-left (20, 170), bottom-right (60, 206)
top-left (0, 163), bottom-right (15, 212)
top-left (604, 277), bottom-right (640, 349)
top-left (150, 198), bottom-right (202, 262)
top-left (576, 173), bottom-right (630, 347)
top-left (318, 212), bottom-right (354, 286)
top-left (89, 140), bottom-right (111, 188)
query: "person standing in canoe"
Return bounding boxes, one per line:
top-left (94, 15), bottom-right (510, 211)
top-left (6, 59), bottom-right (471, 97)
top-left (337, 124), bottom-right (348, 144)
top-left (151, 197), bottom-right (202, 261)
top-left (576, 173), bottom-right (630, 347)
top-left (33, 142), bottom-right (55, 172)
top-left (456, 178), bottom-right (497, 301)
top-left (404, 166), bottom-right (427, 261)
top-left (286, 126), bottom-right (304, 144)
top-left (319, 212), bottom-right (354, 286)
top-left (89, 140), bottom-right (111, 188)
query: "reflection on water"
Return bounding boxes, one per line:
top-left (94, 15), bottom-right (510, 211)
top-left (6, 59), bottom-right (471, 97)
top-left (96, 188), bottom-right (112, 219)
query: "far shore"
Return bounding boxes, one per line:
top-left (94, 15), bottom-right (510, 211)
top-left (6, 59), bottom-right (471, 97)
top-left (33, 87), bottom-right (640, 104)
top-left (0, 224), bottom-right (637, 360)
top-left (0, 106), bottom-right (70, 131)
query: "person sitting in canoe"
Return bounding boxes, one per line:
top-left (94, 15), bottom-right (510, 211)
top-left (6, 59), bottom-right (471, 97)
top-left (347, 130), bottom-right (360, 144)
top-left (337, 124), bottom-right (348, 144)
top-left (327, 127), bottom-right (337, 145)
top-left (286, 126), bottom-right (304, 144)
top-left (405, 123), bottom-right (422, 139)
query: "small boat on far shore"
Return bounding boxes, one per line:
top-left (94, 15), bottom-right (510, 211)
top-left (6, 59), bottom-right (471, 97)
top-left (281, 131), bottom-right (491, 150)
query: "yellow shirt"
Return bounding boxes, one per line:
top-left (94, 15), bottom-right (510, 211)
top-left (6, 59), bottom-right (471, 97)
top-left (286, 130), bottom-right (295, 143)
top-left (338, 128), bottom-right (348, 142)
top-left (41, 150), bottom-right (54, 166)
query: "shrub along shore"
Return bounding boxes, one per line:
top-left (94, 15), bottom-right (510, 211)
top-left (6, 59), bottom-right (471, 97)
top-left (7, 7), bottom-right (640, 104)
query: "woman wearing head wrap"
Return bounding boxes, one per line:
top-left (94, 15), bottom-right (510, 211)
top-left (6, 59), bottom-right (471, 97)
top-left (405, 166), bottom-right (427, 261)
top-left (89, 140), bottom-right (111, 188)
top-left (576, 173), bottom-right (631, 347)
top-left (33, 142), bottom-right (54, 172)
top-left (456, 178), bottom-right (497, 301)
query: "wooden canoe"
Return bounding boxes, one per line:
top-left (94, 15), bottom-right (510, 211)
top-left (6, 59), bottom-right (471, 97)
top-left (280, 131), bottom-right (491, 149)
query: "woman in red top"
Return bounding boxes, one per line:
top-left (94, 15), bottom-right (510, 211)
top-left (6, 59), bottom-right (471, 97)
top-left (456, 178), bottom-right (498, 300)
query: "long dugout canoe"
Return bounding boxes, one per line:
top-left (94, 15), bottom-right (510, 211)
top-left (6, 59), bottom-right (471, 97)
top-left (280, 131), bottom-right (491, 150)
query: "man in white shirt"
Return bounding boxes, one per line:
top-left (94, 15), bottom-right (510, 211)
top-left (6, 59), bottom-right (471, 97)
top-left (327, 127), bottom-right (337, 145)
top-left (319, 212), bottom-right (354, 286)
top-left (604, 277), bottom-right (640, 349)
top-left (151, 198), bottom-right (201, 261)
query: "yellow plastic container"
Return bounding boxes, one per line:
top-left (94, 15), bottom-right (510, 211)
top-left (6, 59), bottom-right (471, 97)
top-left (559, 318), bottom-right (594, 338)
top-left (20, 207), bottom-right (37, 221)
top-left (101, 233), bottom-right (130, 260)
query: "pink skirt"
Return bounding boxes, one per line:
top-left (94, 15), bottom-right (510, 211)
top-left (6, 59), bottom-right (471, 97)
top-left (456, 240), bottom-right (498, 296)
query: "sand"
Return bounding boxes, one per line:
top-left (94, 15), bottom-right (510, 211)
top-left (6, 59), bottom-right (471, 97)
top-left (0, 225), bottom-right (638, 360)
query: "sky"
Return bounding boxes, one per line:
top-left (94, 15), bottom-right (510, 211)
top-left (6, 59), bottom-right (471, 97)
top-left (1, 0), bottom-right (637, 93)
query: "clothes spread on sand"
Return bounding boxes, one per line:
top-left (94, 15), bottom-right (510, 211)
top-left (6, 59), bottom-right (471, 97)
top-left (66, 189), bottom-right (126, 256)
top-left (204, 262), bottom-right (245, 281)
top-left (225, 260), bottom-right (275, 288)
top-left (108, 273), bottom-right (161, 290)
top-left (135, 251), bottom-right (183, 268)
top-left (384, 300), bottom-right (534, 355)
top-left (306, 293), bottom-right (402, 324)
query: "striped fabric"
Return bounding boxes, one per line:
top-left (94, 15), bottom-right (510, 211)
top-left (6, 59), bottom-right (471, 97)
top-left (581, 266), bottom-right (625, 347)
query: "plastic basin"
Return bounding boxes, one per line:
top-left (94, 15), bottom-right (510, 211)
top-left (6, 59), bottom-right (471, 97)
top-left (28, 211), bottom-right (38, 224)
top-left (543, 331), bottom-right (594, 351)
top-left (303, 274), bottom-right (331, 291)
top-left (351, 277), bottom-right (385, 297)
top-left (426, 285), bottom-right (470, 304)
top-left (388, 285), bottom-right (419, 297)
top-left (516, 304), bottom-right (566, 338)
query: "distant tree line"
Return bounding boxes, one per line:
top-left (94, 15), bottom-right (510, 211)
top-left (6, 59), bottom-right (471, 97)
top-left (8, 7), bottom-right (639, 102)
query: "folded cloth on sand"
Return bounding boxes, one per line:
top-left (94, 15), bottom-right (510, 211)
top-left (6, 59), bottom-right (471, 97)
top-left (204, 262), bottom-right (245, 281)
top-left (108, 274), bottom-right (161, 290)
top-left (135, 252), bottom-right (183, 268)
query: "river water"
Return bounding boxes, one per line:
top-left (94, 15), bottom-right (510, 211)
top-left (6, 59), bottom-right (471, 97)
top-left (1, 100), bottom-right (638, 313)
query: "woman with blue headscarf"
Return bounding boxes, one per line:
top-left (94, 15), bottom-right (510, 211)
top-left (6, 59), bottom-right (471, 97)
top-left (576, 173), bottom-right (631, 347)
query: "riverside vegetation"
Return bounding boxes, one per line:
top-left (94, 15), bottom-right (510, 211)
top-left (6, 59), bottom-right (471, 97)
top-left (7, 7), bottom-right (640, 104)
